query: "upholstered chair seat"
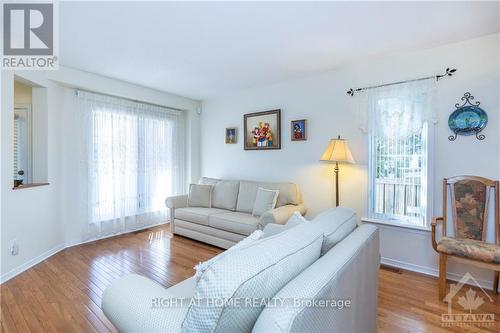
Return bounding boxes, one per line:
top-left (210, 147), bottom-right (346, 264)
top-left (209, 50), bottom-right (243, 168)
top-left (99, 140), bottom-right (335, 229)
top-left (437, 237), bottom-right (500, 264)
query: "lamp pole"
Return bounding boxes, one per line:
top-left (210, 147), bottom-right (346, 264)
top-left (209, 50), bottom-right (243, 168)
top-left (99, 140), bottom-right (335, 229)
top-left (334, 161), bottom-right (339, 207)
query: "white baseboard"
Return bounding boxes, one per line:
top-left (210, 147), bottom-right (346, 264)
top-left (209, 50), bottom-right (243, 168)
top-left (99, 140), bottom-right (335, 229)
top-left (0, 243), bottom-right (65, 284)
top-left (381, 257), bottom-right (494, 290)
top-left (1, 222), bottom-right (169, 284)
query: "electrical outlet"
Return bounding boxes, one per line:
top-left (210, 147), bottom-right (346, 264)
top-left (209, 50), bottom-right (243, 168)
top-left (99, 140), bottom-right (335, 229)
top-left (10, 239), bottom-right (19, 256)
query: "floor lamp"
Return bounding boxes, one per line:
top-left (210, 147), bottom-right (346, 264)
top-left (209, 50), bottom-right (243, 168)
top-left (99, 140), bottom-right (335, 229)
top-left (320, 136), bottom-right (355, 206)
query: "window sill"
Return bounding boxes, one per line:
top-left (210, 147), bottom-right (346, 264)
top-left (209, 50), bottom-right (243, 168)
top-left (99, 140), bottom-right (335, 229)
top-left (362, 217), bottom-right (431, 232)
top-left (12, 183), bottom-right (50, 190)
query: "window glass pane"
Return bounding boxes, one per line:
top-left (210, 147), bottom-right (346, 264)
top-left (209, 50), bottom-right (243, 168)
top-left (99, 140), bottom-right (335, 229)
top-left (370, 124), bottom-right (428, 226)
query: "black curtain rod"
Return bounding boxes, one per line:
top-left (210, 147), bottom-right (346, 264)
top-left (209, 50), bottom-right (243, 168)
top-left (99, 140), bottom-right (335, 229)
top-left (347, 67), bottom-right (457, 96)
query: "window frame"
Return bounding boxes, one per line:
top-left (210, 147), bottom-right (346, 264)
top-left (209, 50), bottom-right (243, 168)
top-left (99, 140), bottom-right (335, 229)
top-left (13, 104), bottom-right (33, 185)
top-left (367, 122), bottom-right (435, 228)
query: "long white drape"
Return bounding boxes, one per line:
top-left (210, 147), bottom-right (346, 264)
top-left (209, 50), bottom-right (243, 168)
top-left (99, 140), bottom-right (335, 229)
top-left (74, 90), bottom-right (185, 239)
top-left (357, 78), bottom-right (437, 138)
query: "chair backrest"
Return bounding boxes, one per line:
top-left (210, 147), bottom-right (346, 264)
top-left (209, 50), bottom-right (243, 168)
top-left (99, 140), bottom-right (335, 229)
top-left (442, 176), bottom-right (499, 244)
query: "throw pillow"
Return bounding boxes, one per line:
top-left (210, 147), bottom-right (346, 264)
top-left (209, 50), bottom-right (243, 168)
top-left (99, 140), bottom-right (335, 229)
top-left (286, 211), bottom-right (309, 226)
top-left (193, 230), bottom-right (263, 282)
top-left (187, 184), bottom-right (212, 208)
top-left (252, 187), bottom-right (279, 217)
top-left (262, 212), bottom-right (309, 237)
top-left (312, 206), bottom-right (358, 255)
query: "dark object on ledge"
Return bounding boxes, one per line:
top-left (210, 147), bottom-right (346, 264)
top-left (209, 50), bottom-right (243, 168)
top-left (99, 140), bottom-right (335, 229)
top-left (448, 92), bottom-right (487, 141)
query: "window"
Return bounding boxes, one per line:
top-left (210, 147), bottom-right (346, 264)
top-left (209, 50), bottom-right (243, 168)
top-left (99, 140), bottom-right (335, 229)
top-left (369, 123), bottom-right (430, 226)
top-left (362, 79), bottom-right (435, 228)
top-left (14, 106), bottom-right (32, 184)
top-left (80, 91), bottom-right (185, 225)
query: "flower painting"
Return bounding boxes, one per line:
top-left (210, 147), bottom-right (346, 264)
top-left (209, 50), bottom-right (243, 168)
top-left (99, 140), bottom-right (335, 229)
top-left (244, 109), bottom-right (281, 150)
top-left (291, 119), bottom-right (307, 141)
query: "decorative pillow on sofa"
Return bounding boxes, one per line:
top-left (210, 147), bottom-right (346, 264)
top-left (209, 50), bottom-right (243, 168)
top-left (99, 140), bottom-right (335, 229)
top-left (252, 187), bottom-right (279, 217)
top-left (286, 211), bottom-right (309, 226)
top-left (312, 206), bottom-right (358, 255)
top-left (262, 212), bottom-right (309, 237)
top-left (193, 230), bottom-right (263, 282)
top-left (188, 184), bottom-right (213, 208)
top-left (181, 222), bottom-right (323, 333)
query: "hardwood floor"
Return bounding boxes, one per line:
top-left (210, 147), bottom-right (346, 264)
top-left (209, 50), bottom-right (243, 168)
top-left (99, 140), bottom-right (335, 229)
top-left (1, 224), bottom-right (499, 332)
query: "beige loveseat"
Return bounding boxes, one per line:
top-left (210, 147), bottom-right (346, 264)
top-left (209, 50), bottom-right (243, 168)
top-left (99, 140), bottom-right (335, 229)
top-left (165, 177), bottom-right (307, 248)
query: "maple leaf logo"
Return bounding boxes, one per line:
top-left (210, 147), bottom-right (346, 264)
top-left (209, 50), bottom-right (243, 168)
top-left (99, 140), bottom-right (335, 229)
top-left (458, 289), bottom-right (484, 313)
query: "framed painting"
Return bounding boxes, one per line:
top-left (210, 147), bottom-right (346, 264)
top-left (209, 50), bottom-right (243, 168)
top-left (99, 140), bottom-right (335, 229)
top-left (243, 109), bottom-right (281, 150)
top-left (291, 119), bottom-right (307, 141)
top-left (225, 127), bottom-right (237, 144)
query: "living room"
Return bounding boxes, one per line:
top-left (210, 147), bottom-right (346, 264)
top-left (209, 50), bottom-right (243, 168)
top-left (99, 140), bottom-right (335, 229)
top-left (1, 1), bottom-right (499, 332)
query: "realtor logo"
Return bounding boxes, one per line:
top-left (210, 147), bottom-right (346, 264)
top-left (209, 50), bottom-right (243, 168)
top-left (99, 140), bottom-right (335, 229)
top-left (441, 272), bottom-right (495, 328)
top-left (2, 1), bottom-right (58, 69)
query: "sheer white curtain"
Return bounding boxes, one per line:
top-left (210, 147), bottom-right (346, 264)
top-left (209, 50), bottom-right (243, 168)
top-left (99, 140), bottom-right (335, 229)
top-left (74, 90), bottom-right (185, 240)
top-left (357, 78), bottom-right (437, 138)
top-left (356, 78), bottom-right (437, 226)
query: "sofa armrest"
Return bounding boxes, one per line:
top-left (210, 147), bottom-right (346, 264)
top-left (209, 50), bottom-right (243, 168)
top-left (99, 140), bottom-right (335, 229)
top-left (259, 204), bottom-right (307, 228)
top-left (165, 194), bottom-right (188, 209)
top-left (165, 195), bottom-right (188, 233)
top-left (102, 274), bottom-right (193, 333)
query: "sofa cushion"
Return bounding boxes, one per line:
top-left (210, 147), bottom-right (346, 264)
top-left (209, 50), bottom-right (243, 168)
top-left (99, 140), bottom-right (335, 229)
top-left (181, 222), bottom-right (323, 333)
top-left (194, 230), bottom-right (263, 282)
top-left (212, 180), bottom-right (240, 211)
top-left (175, 219), bottom-right (246, 243)
top-left (252, 187), bottom-right (279, 217)
top-left (188, 184), bottom-right (213, 208)
top-left (312, 206), bottom-right (358, 255)
top-left (209, 212), bottom-right (260, 235)
top-left (175, 207), bottom-right (228, 226)
top-left (198, 177), bottom-right (220, 186)
top-left (236, 180), bottom-right (300, 213)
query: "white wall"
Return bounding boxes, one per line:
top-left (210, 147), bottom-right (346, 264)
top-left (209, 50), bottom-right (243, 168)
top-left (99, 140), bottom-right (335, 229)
top-left (201, 34), bottom-right (500, 287)
top-left (1, 66), bottom-right (201, 282)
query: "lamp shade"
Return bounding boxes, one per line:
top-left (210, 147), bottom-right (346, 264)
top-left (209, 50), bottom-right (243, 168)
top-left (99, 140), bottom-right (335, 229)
top-left (320, 137), bottom-right (355, 163)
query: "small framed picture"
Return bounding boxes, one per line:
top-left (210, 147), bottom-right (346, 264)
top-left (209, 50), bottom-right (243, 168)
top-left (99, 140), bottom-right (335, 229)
top-left (225, 127), bottom-right (237, 144)
top-left (291, 119), bottom-right (307, 141)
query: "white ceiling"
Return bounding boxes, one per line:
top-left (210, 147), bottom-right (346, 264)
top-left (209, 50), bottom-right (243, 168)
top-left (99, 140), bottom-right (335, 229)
top-left (60, 1), bottom-right (500, 100)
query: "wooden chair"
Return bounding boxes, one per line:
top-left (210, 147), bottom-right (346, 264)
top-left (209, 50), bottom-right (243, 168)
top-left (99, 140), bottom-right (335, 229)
top-left (431, 176), bottom-right (499, 299)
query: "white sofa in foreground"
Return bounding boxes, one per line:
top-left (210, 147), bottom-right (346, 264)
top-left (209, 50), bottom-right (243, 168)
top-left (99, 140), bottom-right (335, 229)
top-left (166, 177), bottom-right (307, 249)
top-left (102, 207), bottom-right (380, 333)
